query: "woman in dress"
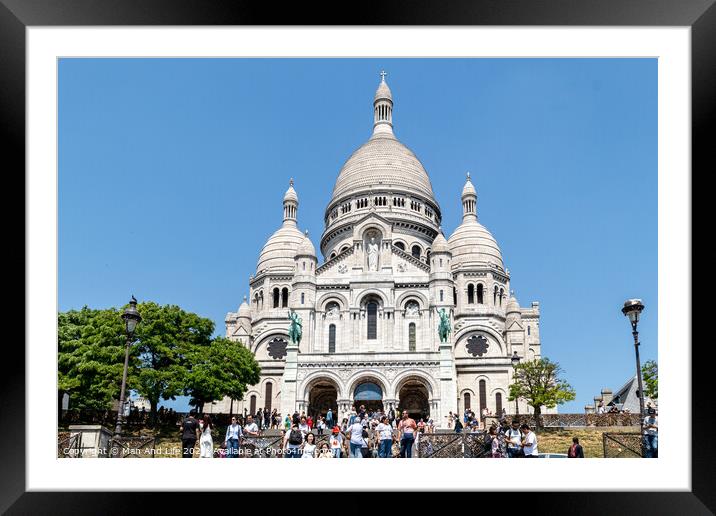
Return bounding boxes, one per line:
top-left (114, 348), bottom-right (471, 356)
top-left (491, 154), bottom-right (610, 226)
top-left (489, 426), bottom-right (501, 458)
top-left (199, 414), bottom-right (214, 458)
top-left (302, 432), bottom-right (317, 459)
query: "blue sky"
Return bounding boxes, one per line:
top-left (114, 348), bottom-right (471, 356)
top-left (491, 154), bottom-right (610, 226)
top-left (59, 58), bottom-right (657, 413)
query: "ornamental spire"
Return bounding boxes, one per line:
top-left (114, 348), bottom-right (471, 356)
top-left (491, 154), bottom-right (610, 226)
top-left (373, 71), bottom-right (394, 136)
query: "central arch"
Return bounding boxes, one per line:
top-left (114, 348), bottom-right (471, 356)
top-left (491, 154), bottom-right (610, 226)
top-left (308, 381), bottom-right (339, 419)
top-left (353, 380), bottom-right (384, 413)
top-left (395, 374), bottom-right (434, 422)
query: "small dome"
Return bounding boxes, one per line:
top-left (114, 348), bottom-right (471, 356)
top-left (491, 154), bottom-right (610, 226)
top-left (375, 77), bottom-right (392, 102)
top-left (431, 229), bottom-right (450, 254)
top-left (284, 179), bottom-right (298, 203)
top-left (448, 219), bottom-right (504, 269)
top-left (238, 296), bottom-right (251, 318)
top-left (462, 173), bottom-right (476, 198)
top-left (506, 293), bottom-right (520, 314)
top-left (256, 223), bottom-right (305, 274)
top-left (296, 230), bottom-right (317, 257)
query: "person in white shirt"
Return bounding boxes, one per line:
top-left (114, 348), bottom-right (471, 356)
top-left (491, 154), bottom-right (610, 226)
top-left (375, 416), bottom-right (394, 458)
top-left (503, 420), bottom-right (523, 458)
top-left (328, 426), bottom-right (344, 458)
top-left (243, 415), bottom-right (259, 437)
top-left (302, 432), bottom-right (317, 458)
top-left (298, 416), bottom-right (310, 437)
top-left (520, 424), bottom-right (538, 457)
top-left (347, 416), bottom-right (366, 458)
top-left (224, 416), bottom-right (243, 458)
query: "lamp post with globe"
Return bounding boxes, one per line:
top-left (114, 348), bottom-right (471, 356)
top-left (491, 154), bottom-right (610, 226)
top-left (114, 296), bottom-right (142, 439)
top-left (511, 351), bottom-right (521, 416)
top-left (621, 299), bottom-right (646, 422)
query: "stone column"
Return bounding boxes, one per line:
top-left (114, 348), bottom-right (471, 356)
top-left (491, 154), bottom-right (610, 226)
top-left (280, 343), bottom-right (299, 417)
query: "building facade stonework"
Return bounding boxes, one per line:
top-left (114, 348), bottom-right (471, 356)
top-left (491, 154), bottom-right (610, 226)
top-left (209, 75), bottom-right (551, 427)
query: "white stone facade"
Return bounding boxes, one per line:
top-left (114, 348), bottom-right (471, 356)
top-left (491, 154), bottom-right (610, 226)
top-left (209, 75), bottom-right (551, 426)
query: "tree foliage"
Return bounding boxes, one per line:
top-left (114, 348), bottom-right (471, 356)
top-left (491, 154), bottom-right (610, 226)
top-left (642, 360), bottom-right (658, 400)
top-left (508, 357), bottom-right (576, 428)
top-left (184, 337), bottom-right (261, 414)
top-left (58, 301), bottom-right (260, 423)
top-left (58, 307), bottom-right (130, 411)
top-left (131, 302), bottom-right (214, 424)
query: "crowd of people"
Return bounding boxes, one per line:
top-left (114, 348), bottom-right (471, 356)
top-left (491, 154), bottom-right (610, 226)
top-left (177, 404), bottom-right (573, 459)
top-left (176, 403), bottom-right (658, 459)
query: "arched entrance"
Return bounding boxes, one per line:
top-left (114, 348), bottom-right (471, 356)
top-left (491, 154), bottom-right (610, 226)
top-left (308, 381), bottom-right (338, 419)
top-left (353, 381), bottom-right (384, 414)
top-left (398, 380), bottom-right (430, 421)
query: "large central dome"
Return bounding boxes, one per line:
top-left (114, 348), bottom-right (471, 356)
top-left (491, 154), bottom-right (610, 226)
top-left (320, 73), bottom-right (442, 258)
top-left (331, 131), bottom-right (436, 202)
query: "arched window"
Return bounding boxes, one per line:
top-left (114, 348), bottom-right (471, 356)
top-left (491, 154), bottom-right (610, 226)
top-left (467, 284), bottom-right (475, 304)
top-left (254, 294), bottom-right (259, 309)
top-left (493, 286), bottom-right (498, 305)
top-left (479, 380), bottom-right (487, 415)
top-left (440, 290), bottom-right (444, 302)
top-left (367, 302), bottom-right (378, 340)
top-left (495, 392), bottom-right (503, 415)
top-left (464, 392), bottom-right (471, 410)
top-left (273, 288), bottom-right (280, 308)
top-left (453, 288), bottom-right (457, 305)
top-left (265, 383), bottom-right (273, 412)
top-left (477, 284), bottom-right (484, 304)
top-left (341, 245), bottom-right (349, 253)
top-left (281, 287), bottom-right (289, 308)
top-left (330, 252), bottom-right (336, 260)
top-left (328, 324), bottom-right (336, 353)
top-left (411, 245), bottom-right (421, 259)
top-left (302, 261), bottom-right (306, 270)
top-left (249, 394), bottom-right (257, 415)
top-left (301, 293), bottom-right (305, 305)
top-left (408, 322), bottom-right (416, 351)
top-left (527, 325), bottom-right (531, 336)
top-left (425, 250), bottom-right (431, 263)
top-left (499, 288), bottom-right (504, 307)
top-left (395, 241), bottom-right (405, 251)
top-left (259, 291), bottom-right (264, 309)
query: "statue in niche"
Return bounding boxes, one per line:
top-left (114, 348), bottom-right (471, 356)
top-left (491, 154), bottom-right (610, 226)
top-left (367, 236), bottom-right (379, 271)
top-left (405, 301), bottom-right (419, 317)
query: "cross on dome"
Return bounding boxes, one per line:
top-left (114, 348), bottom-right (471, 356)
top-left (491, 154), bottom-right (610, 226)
top-left (380, 70), bottom-right (387, 82)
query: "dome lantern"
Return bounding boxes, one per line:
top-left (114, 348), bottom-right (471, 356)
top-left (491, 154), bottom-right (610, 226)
top-left (283, 178), bottom-right (298, 225)
top-left (373, 71), bottom-right (394, 136)
top-left (461, 172), bottom-right (477, 222)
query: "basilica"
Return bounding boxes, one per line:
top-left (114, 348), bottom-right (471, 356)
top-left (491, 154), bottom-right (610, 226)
top-left (213, 74), bottom-right (547, 426)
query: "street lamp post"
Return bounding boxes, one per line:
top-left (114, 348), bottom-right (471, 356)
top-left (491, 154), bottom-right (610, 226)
top-left (114, 296), bottom-right (142, 439)
top-left (621, 299), bottom-right (646, 418)
top-left (511, 351), bottom-right (521, 416)
top-left (622, 299), bottom-right (646, 450)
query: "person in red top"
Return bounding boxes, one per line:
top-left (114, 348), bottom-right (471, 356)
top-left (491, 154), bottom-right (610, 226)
top-left (397, 410), bottom-right (417, 458)
top-left (567, 437), bottom-right (584, 458)
top-left (307, 415), bottom-right (314, 430)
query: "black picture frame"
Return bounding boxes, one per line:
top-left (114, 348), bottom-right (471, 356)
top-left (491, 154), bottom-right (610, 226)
top-left (3, 0), bottom-right (709, 512)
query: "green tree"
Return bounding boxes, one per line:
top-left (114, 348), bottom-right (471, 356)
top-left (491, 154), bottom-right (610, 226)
top-left (184, 337), bottom-right (261, 414)
top-left (132, 302), bottom-right (215, 425)
top-left (642, 360), bottom-right (658, 400)
top-left (58, 307), bottom-right (131, 411)
top-left (58, 301), bottom-right (216, 426)
top-left (508, 357), bottom-right (576, 429)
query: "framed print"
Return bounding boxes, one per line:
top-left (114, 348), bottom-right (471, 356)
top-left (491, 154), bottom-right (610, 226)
top-left (3, 0), bottom-right (711, 512)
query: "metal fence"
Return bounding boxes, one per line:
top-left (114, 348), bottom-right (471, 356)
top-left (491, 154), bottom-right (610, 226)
top-left (109, 435), bottom-right (157, 458)
top-left (416, 432), bottom-right (491, 458)
top-left (57, 431), bottom-right (82, 458)
top-left (498, 413), bottom-right (642, 428)
top-left (602, 432), bottom-right (644, 458)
